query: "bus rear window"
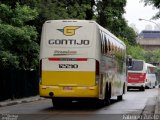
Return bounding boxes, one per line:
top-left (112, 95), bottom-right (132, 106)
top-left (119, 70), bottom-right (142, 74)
top-left (128, 61), bottom-right (144, 71)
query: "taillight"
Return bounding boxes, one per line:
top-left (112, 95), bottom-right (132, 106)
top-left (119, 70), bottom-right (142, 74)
top-left (96, 60), bottom-right (100, 76)
top-left (48, 58), bottom-right (87, 61)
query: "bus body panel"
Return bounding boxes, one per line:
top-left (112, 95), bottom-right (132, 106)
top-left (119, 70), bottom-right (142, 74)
top-left (41, 58), bottom-right (96, 86)
top-left (40, 20), bottom-right (99, 98)
top-left (40, 20), bottom-right (97, 60)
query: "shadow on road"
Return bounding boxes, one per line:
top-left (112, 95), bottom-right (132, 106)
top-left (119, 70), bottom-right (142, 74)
top-left (41, 98), bottom-right (121, 112)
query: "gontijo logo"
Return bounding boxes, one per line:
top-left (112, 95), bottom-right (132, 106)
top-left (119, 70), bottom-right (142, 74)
top-left (57, 26), bottom-right (81, 36)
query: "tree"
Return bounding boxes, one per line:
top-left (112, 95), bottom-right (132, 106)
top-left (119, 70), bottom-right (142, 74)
top-left (2, 0), bottom-right (95, 43)
top-left (0, 3), bottom-right (39, 70)
top-left (96, 0), bottom-right (127, 32)
top-left (122, 26), bottom-right (137, 45)
top-left (144, 49), bottom-right (160, 63)
top-left (127, 44), bottom-right (145, 60)
top-left (34, 0), bottom-right (95, 37)
top-left (141, 0), bottom-right (160, 19)
top-left (95, 0), bottom-right (137, 45)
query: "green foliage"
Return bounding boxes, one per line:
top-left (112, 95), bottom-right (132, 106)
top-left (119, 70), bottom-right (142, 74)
top-left (127, 45), bottom-right (145, 60)
top-left (0, 3), bottom-right (39, 70)
top-left (95, 0), bottom-right (137, 46)
top-left (0, 0), bottom-right (148, 70)
top-left (144, 49), bottom-right (160, 63)
top-left (122, 26), bottom-right (137, 45)
top-left (96, 0), bottom-right (126, 30)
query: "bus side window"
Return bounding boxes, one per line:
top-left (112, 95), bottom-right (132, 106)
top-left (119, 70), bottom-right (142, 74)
top-left (101, 32), bottom-right (105, 54)
top-left (147, 67), bottom-right (151, 74)
top-left (108, 39), bottom-right (111, 55)
top-left (100, 32), bottom-right (103, 53)
top-left (105, 36), bottom-right (108, 54)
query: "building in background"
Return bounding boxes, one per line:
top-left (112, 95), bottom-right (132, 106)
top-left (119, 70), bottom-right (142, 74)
top-left (137, 30), bottom-right (160, 50)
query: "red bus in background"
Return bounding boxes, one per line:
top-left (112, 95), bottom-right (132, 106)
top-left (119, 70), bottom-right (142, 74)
top-left (127, 59), bottom-right (157, 91)
top-left (127, 59), bottom-right (146, 91)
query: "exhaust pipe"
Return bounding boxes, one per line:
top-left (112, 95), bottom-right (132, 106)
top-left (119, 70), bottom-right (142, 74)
top-left (49, 92), bottom-right (54, 97)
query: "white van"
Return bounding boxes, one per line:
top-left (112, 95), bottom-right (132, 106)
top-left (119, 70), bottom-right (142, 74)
top-left (145, 63), bottom-right (157, 89)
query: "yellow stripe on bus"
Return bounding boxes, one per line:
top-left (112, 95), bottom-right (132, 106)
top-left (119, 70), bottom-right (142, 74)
top-left (42, 71), bottom-right (96, 86)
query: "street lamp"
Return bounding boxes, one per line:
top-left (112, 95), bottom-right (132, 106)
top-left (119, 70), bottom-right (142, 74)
top-left (139, 18), bottom-right (160, 30)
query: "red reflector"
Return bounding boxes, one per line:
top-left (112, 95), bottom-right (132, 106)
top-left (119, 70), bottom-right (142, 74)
top-left (48, 58), bottom-right (60, 61)
top-left (76, 58), bottom-right (87, 61)
top-left (48, 58), bottom-right (87, 61)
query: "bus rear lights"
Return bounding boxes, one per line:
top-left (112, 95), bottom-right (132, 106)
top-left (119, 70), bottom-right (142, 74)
top-left (88, 87), bottom-right (95, 90)
top-left (48, 58), bottom-right (87, 61)
top-left (42, 86), bottom-right (47, 89)
top-left (77, 87), bottom-right (95, 90)
top-left (42, 86), bottom-right (59, 89)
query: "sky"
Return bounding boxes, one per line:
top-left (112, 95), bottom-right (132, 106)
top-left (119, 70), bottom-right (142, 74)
top-left (124, 0), bottom-right (160, 33)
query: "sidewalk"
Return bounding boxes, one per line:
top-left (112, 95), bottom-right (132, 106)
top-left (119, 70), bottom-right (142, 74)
top-left (140, 87), bottom-right (160, 120)
top-left (0, 95), bottom-right (45, 107)
top-left (154, 87), bottom-right (160, 115)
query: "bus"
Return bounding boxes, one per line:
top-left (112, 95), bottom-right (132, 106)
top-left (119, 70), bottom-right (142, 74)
top-left (127, 59), bottom-right (157, 91)
top-left (145, 63), bottom-right (157, 89)
top-left (39, 20), bottom-right (128, 106)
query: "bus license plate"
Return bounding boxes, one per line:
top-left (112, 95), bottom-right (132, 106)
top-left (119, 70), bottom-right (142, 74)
top-left (63, 87), bottom-right (72, 91)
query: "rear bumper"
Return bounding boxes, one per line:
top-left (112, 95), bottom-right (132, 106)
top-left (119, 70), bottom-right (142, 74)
top-left (127, 83), bottom-right (145, 89)
top-left (39, 85), bottom-right (99, 98)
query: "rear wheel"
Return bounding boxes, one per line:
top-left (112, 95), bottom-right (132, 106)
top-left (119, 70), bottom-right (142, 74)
top-left (52, 98), bottom-right (61, 107)
top-left (117, 95), bottom-right (123, 101)
top-left (140, 86), bottom-right (145, 91)
top-left (153, 82), bottom-right (157, 88)
top-left (117, 84), bottom-right (125, 101)
top-left (96, 85), bottom-right (111, 107)
top-left (52, 98), bottom-right (71, 107)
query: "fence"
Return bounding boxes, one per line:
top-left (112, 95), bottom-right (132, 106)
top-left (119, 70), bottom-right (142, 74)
top-left (0, 69), bottom-right (39, 101)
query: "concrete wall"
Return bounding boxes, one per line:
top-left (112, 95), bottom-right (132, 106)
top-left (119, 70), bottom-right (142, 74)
top-left (137, 38), bottom-right (160, 50)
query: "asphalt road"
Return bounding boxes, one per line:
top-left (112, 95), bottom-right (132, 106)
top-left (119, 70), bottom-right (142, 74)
top-left (0, 88), bottom-right (159, 120)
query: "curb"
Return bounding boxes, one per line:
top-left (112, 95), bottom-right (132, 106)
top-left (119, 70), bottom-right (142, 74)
top-left (141, 96), bottom-right (157, 115)
top-left (154, 97), bottom-right (159, 115)
top-left (0, 96), bottom-right (45, 107)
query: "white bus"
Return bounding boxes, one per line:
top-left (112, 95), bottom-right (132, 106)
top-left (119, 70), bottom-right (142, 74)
top-left (145, 63), bottom-right (157, 89)
top-left (39, 20), bottom-right (127, 106)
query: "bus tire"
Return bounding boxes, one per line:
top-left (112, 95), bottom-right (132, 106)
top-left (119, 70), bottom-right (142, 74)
top-left (96, 84), bottom-right (111, 107)
top-left (52, 98), bottom-right (70, 107)
top-left (105, 84), bottom-right (111, 105)
top-left (153, 82), bottom-right (156, 88)
top-left (117, 95), bottom-right (123, 101)
top-left (117, 84), bottom-right (125, 101)
top-left (140, 87), bottom-right (145, 91)
top-left (52, 98), bottom-right (61, 107)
